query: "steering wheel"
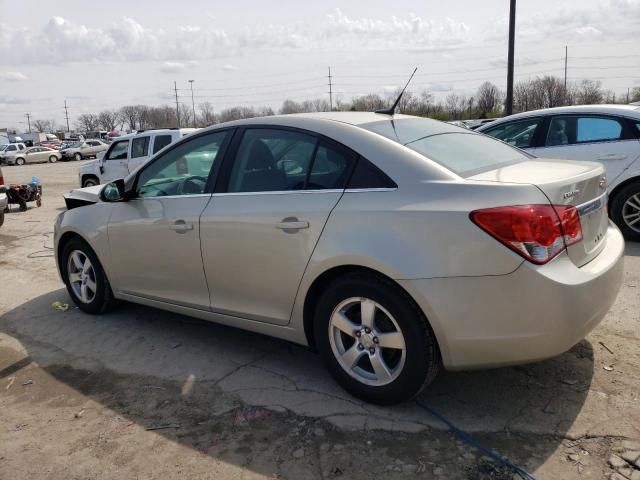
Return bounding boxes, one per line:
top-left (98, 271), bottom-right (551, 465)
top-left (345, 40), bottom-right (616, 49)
top-left (178, 175), bottom-right (208, 195)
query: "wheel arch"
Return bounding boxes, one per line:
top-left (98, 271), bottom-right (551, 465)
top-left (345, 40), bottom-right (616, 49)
top-left (56, 231), bottom-right (93, 279)
top-left (81, 173), bottom-right (100, 186)
top-left (608, 174), bottom-right (640, 215)
top-left (301, 264), bottom-right (444, 360)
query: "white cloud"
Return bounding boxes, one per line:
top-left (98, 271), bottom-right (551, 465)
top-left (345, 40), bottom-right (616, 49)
top-left (160, 61), bottom-right (187, 73)
top-left (0, 95), bottom-right (30, 104)
top-left (0, 71), bottom-right (28, 81)
top-left (222, 64), bottom-right (239, 71)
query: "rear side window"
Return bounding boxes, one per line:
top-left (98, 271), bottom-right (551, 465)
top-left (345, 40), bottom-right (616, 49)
top-left (483, 118), bottom-right (542, 148)
top-left (131, 136), bottom-right (150, 158)
top-left (406, 133), bottom-right (529, 177)
top-left (545, 116), bottom-right (625, 146)
top-left (347, 158), bottom-right (396, 189)
top-left (308, 142), bottom-right (354, 190)
top-left (153, 135), bottom-right (172, 154)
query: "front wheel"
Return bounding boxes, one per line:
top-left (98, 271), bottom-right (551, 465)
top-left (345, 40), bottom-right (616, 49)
top-left (61, 238), bottom-right (116, 314)
top-left (74, 153), bottom-right (82, 161)
top-left (611, 182), bottom-right (640, 241)
top-left (82, 176), bottom-right (99, 188)
top-left (314, 273), bottom-right (441, 405)
top-left (15, 158), bottom-right (25, 166)
top-left (49, 155), bottom-right (58, 163)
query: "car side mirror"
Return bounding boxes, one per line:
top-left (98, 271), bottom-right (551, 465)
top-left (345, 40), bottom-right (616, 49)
top-left (100, 179), bottom-right (128, 202)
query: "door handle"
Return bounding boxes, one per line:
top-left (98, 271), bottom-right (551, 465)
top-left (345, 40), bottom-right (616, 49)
top-left (597, 154), bottom-right (627, 161)
top-left (276, 218), bottom-right (309, 231)
top-left (169, 220), bottom-right (194, 233)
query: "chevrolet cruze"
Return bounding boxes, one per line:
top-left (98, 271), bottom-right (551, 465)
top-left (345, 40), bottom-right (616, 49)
top-left (55, 112), bottom-right (624, 404)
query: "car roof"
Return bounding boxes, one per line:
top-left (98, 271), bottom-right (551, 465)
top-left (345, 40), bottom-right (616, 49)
top-left (478, 104), bottom-right (640, 130)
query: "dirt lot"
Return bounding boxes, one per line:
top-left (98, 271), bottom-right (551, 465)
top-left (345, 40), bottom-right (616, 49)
top-left (1, 161), bottom-right (639, 480)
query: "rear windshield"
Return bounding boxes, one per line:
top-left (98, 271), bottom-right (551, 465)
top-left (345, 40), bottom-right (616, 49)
top-left (361, 118), bottom-right (530, 176)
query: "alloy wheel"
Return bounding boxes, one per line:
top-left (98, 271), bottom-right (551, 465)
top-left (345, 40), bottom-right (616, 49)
top-left (67, 250), bottom-right (98, 304)
top-left (623, 193), bottom-right (640, 233)
top-left (328, 297), bottom-right (406, 386)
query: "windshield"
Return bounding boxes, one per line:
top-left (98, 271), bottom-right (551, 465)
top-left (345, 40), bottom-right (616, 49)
top-left (0, 144), bottom-right (7, 152)
top-left (361, 118), bottom-right (530, 177)
top-left (68, 142), bottom-right (82, 148)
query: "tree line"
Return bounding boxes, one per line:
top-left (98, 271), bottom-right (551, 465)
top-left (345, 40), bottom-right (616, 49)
top-left (27, 76), bottom-right (640, 133)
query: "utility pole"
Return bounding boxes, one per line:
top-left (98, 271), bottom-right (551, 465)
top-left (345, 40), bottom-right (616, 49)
top-left (563, 46), bottom-right (568, 93)
top-left (328, 67), bottom-right (333, 112)
top-left (25, 113), bottom-right (32, 133)
top-left (174, 81), bottom-right (180, 128)
top-left (188, 79), bottom-right (196, 127)
top-left (505, 0), bottom-right (516, 116)
top-left (628, 87), bottom-right (630, 104)
top-left (64, 100), bottom-right (71, 132)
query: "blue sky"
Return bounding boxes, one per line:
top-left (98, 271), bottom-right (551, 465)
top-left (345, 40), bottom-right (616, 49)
top-left (0, 0), bottom-right (638, 129)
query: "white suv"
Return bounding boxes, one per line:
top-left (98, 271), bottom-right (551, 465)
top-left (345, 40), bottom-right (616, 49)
top-left (78, 129), bottom-right (198, 187)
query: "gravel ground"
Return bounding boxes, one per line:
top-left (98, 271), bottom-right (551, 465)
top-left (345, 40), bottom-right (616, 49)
top-left (1, 161), bottom-right (639, 479)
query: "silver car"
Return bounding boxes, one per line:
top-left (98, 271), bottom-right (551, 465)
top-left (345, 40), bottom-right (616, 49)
top-left (60, 140), bottom-right (108, 161)
top-left (2, 146), bottom-right (62, 165)
top-left (0, 165), bottom-right (7, 226)
top-left (55, 113), bottom-right (624, 404)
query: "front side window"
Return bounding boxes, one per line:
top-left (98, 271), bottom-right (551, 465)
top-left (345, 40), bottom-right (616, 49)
top-left (7, 145), bottom-right (16, 151)
top-left (137, 131), bottom-right (228, 198)
top-left (483, 118), bottom-right (542, 148)
top-left (106, 140), bottom-right (129, 160)
top-left (131, 136), bottom-right (150, 158)
top-left (152, 135), bottom-right (172, 154)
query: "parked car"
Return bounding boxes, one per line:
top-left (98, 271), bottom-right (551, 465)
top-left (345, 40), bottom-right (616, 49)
top-left (477, 105), bottom-right (640, 240)
top-left (1, 146), bottom-right (62, 165)
top-left (56, 112), bottom-right (624, 404)
top-left (0, 143), bottom-right (27, 164)
top-left (60, 140), bottom-right (108, 161)
top-left (78, 128), bottom-right (198, 187)
top-left (0, 165), bottom-right (7, 226)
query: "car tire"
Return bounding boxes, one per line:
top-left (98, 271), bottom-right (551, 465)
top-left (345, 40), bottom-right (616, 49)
top-left (49, 155), bottom-right (58, 163)
top-left (314, 272), bottom-right (441, 405)
top-left (0, 211), bottom-right (4, 227)
top-left (15, 158), bottom-right (25, 166)
top-left (82, 176), bottom-right (99, 188)
top-left (74, 153), bottom-right (82, 161)
top-left (61, 238), bottom-right (116, 314)
top-left (611, 182), bottom-right (640, 242)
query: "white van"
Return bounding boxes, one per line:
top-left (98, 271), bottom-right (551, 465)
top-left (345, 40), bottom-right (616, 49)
top-left (78, 128), bottom-right (198, 187)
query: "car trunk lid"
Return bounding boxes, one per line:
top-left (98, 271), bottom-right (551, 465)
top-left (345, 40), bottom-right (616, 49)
top-left (469, 159), bottom-right (609, 267)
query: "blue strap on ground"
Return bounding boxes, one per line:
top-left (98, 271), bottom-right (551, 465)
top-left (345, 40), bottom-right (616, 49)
top-left (415, 400), bottom-right (537, 480)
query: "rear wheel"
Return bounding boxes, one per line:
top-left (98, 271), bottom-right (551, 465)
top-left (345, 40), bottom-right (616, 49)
top-left (74, 152), bottom-right (82, 161)
top-left (61, 238), bottom-right (116, 314)
top-left (49, 155), bottom-right (57, 163)
top-left (611, 182), bottom-right (640, 241)
top-left (15, 158), bottom-right (25, 166)
top-left (314, 272), bottom-right (441, 405)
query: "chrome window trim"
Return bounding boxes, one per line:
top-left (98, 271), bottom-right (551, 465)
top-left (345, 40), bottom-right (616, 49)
top-left (130, 187), bottom-right (398, 200)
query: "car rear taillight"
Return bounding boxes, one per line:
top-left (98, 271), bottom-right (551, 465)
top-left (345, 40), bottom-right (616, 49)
top-left (470, 205), bottom-right (583, 265)
top-left (0, 175), bottom-right (4, 185)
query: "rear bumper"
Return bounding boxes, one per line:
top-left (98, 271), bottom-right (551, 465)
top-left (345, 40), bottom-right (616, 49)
top-left (399, 222), bottom-right (625, 370)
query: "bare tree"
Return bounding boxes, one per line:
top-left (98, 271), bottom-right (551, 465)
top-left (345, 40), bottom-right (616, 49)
top-left (574, 79), bottom-right (604, 105)
top-left (199, 102), bottom-right (216, 126)
top-left (350, 94), bottom-right (386, 112)
top-left (97, 110), bottom-right (120, 131)
top-left (476, 82), bottom-right (501, 117)
top-left (119, 106), bottom-right (139, 131)
top-left (76, 113), bottom-right (100, 131)
top-left (631, 87), bottom-right (640, 103)
top-left (32, 119), bottom-right (55, 132)
top-left (445, 93), bottom-right (461, 120)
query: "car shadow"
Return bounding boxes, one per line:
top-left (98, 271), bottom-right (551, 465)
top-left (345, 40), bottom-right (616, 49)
top-left (625, 241), bottom-right (640, 257)
top-left (0, 288), bottom-right (595, 478)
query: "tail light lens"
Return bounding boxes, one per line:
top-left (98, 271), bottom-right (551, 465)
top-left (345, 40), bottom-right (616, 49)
top-left (470, 205), bottom-right (583, 265)
top-left (0, 175), bottom-right (4, 185)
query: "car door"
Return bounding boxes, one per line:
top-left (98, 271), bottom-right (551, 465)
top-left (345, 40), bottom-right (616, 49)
top-left (107, 130), bottom-right (232, 309)
top-left (200, 127), bottom-right (356, 325)
top-left (532, 115), bottom-right (640, 184)
top-left (26, 147), bottom-right (41, 163)
top-left (102, 139), bottom-right (131, 182)
top-left (480, 116), bottom-right (544, 152)
top-left (128, 135), bottom-right (151, 173)
top-left (35, 148), bottom-right (50, 162)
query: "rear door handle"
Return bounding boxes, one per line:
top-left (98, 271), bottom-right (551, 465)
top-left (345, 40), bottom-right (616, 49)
top-left (276, 218), bottom-right (309, 231)
top-left (169, 220), bottom-right (194, 233)
top-left (597, 154), bottom-right (627, 161)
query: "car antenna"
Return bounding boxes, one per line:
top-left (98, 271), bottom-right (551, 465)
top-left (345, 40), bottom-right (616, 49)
top-left (375, 67), bottom-right (418, 115)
